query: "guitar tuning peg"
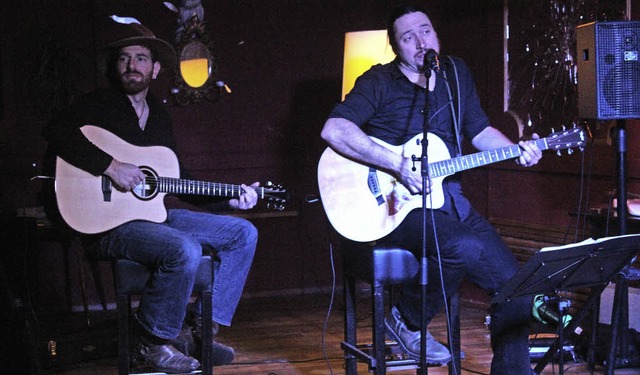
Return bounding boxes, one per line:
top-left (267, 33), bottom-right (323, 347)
top-left (557, 150), bottom-right (562, 156)
top-left (567, 148), bottom-right (573, 155)
top-left (551, 128), bottom-right (555, 133)
top-left (267, 202), bottom-right (285, 211)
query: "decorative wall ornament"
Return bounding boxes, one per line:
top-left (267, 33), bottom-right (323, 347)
top-left (507, 0), bottom-right (626, 136)
top-left (166, 1), bottom-right (229, 105)
top-left (171, 14), bottom-right (220, 105)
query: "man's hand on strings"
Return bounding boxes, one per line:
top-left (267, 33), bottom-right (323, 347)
top-left (229, 182), bottom-right (260, 210)
top-left (517, 133), bottom-right (542, 167)
top-left (397, 157), bottom-right (431, 195)
top-left (104, 159), bottom-right (145, 192)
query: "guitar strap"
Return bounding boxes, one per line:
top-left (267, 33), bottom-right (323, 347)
top-left (442, 56), bottom-right (462, 157)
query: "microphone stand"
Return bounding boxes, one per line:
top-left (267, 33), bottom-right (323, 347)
top-left (418, 67), bottom-right (433, 375)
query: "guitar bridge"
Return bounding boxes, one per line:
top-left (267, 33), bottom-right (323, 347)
top-left (102, 175), bottom-right (112, 202)
top-left (367, 167), bottom-right (385, 206)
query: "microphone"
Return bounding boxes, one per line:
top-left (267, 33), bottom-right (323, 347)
top-left (424, 49), bottom-right (440, 72)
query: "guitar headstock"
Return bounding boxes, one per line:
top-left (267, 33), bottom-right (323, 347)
top-left (545, 126), bottom-right (588, 154)
top-left (262, 181), bottom-right (289, 211)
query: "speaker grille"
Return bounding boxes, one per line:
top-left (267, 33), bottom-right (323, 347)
top-left (577, 21), bottom-right (640, 119)
top-left (596, 22), bottom-right (640, 119)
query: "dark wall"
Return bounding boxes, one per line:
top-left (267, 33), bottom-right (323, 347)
top-left (1, 0), bottom-right (638, 308)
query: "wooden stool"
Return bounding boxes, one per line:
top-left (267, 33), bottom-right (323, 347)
top-left (114, 256), bottom-right (214, 375)
top-left (341, 241), bottom-right (461, 375)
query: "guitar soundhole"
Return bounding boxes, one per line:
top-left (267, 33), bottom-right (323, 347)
top-left (131, 166), bottom-right (159, 201)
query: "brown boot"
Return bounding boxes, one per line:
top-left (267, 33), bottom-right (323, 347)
top-left (134, 334), bottom-right (200, 373)
top-left (189, 315), bottom-right (235, 366)
top-left (169, 324), bottom-right (197, 356)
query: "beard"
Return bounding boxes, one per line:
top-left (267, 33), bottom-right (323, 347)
top-left (119, 71), bottom-right (153, 94)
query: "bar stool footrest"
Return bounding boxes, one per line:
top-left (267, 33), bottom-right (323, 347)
top-left (342, 340), bottom-right (424, 372)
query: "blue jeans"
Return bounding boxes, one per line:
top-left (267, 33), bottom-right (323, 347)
top-left (98, 209), bottom-right (257, 340)
top-left (380, 208), bottom-right (532, 375)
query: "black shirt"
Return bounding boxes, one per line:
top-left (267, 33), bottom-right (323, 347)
top-left (328, 56), bottom-right (490, 219)
top-left (43, 87), bottom-right (178, 177)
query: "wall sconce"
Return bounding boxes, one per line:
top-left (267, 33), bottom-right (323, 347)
top-left (342, 30), bottom-right (396, 100)
top-left (180, 40), bottom-right (211, 88)
top-left (172, 14), bottom-right (226, 105)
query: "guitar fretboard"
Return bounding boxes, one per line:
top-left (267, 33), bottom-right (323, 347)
top-left (155, 177), bottom-right (264, 198)
top-left (429, 138), bottom-right (547, 178)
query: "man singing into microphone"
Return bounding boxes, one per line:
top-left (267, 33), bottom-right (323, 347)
top-left (321, 5), bottom-right (541, 374)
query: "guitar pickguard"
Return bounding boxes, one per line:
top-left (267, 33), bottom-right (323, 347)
top-left (386, 183), bottom-right (413, 216)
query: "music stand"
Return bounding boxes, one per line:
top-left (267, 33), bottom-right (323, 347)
top-left (491, 234), bottom-right (640, 375)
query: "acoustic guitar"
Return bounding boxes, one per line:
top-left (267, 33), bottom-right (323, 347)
top-left (55, 125), bottom-right (288, 234)
top-left (317, 127), bottom-right (586, 242)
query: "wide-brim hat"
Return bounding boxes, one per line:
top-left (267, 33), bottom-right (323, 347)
top-left (97, 22), bottom-right (177, 75)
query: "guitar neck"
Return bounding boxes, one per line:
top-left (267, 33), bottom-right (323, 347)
top-left (429, 138), bottom-right (548, 178)
top-left (156, 177), bottom-right (264, 198)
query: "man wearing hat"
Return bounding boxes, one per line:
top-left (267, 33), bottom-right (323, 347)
top-left (42, 20), bottom-right (258, 373)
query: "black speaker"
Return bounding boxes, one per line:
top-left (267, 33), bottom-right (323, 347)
top-left (576, 21), bottom-right (640, 119)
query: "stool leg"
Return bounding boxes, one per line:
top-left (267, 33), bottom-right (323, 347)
top-left (200, 289), bottom-right (213, 375)
top-left (447, 293), bottom-right (461, 375)
top-left (372, 281), bottom-right (386, 375)
top-left (73, 239), bottom-right (92, 328)
top-left (344, 274), bottom-right (358, 374)
top-left (86, 253), bottom-right (109, 311)
top-left (117, 293), bottom-right (131, 375)
top-left (62, 241), bottom-right (73, 313)
top-left (587, 297), bottom-right (600, 370)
